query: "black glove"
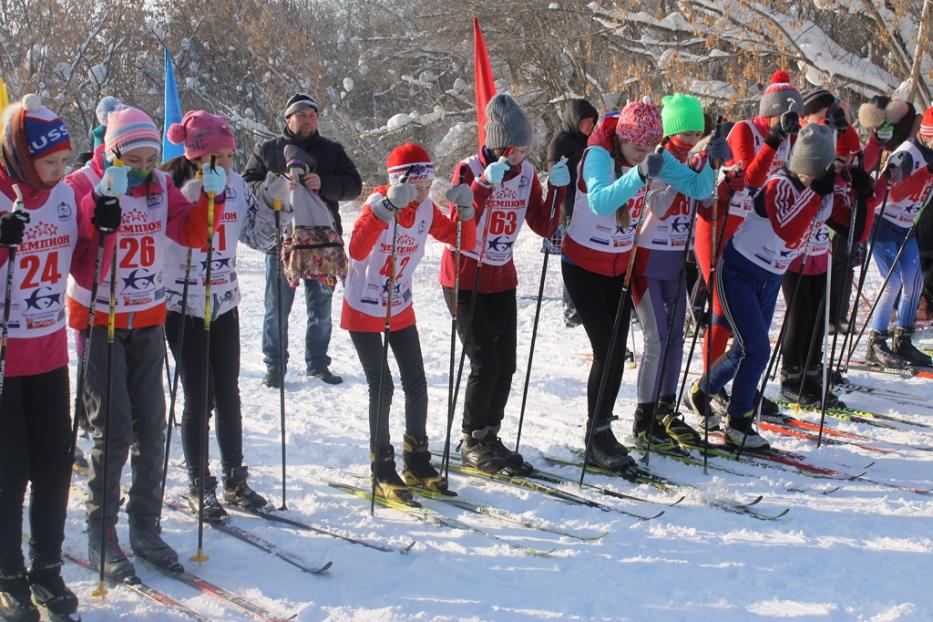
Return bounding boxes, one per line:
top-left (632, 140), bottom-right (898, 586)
top-left (886, 151), bottom-right (914, 183)
top-left (810, 165), bottom-right (836, 197)
top-left (0, 211), bottom-right (29, 246)
top-left (92, 195), bottom-right (122, 233)
top-left (826, 102), bottom-right (848, 132)
top-left (638, 152), bottom-right (665, 180)
top-left (765, 110), bottom-right (800, 147)
top-left (848, 166), bottom-right (874, 200)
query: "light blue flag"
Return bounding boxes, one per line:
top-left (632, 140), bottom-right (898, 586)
top-left (162, 47), bottom-right (184, 163)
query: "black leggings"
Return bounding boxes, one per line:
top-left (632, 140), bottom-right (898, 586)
top-left (443, 287), bottom-right (517, 435)
top-left (166, 308), bottom-right (243, 481)
top-left (562, 262), bottom-right (632, 427)
top-left (349, 325), bottom-right (428, 454)
top-left (780, 270), bottom-right (827, 370)
top-left (0, 367), bottom-right (71, 574)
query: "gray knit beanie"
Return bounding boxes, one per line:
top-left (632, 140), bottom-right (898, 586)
top-left (788, 124), bottom-right (836, 177)
top-left (484, 94), bottom-right (534, 150)
top-left (758, 70), bottom-right (804, 118)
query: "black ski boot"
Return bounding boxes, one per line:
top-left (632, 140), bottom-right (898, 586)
top-left (632, 403), bottom-right (683, 454)
top-left (780, 366), bottom-right (817, 406)
top-left (723, 412), bottom-right (771, 451)
top-left (129, 518), bottom-right (182, 573)
top-left (187, 475), bottom-right (229, 523)
top-left (459, 432), bottom-right (507, 474)
top-left (402, 434), bottom-right (453, 495)
top-left (0, 572), bottom-right (39, 622)
top-left (223, 466), bottom-right (267, 510)
top-left (657, 397), bottom-right (703, 449)
top-left (893, 327), bottom-right (932, 367)
top-left (686, 380), bottom-right (720, 431)
top-left (482, 426), bottom-right (529, 474)
top-left (28, 562), bottom-right (79, 622)
top-left (866, 330), bottom-right (908, 368)
top-left (262, 366), bottom-right (283, 388)
top-left (88, 525), bottom-right (137, 584)
top-left (804, 365), bottom-right (846, 408)
top-left (586, 419), bottom-right (637, 473)
top-left (371, 447), bottom-right (418, 506)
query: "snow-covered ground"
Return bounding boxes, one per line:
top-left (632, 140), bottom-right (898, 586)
top-left (55, 201), bottom-right (933, 621)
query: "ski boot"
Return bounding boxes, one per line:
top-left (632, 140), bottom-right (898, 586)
top-left (723, 412), bottom-right (770, 451)
top-left (371, 447), bottom-right (419, 506)
top-left (866, 331), bottom-right (908, 368)
top-left (804, 365), bottom-right (846, 408)
top-left (893, 327), bottom-right (932, 367)
top-left (402, 434), bottom-right (453, 495)
top-left (1, 572), bottom-right (39, 622)
top-left (482, 425), bottom-right (530, 474)
top-left (223, 466), bottom-right (267, 510)
top-left (657, 397), bottom-right (703, 449)
top-left (459, 430), bottom-right (507, 474)
top-left (780, 365), bottom-right (817, 406)
top-left (586, 418), bottom-right (637, 473)
top-left (632, 403), bottom-right (684, 455)
top-left (28, 562), bottom-right (79, 622)
top-left (262, 366), bottom-right (283, 388)
top-left (686, 380), bottom-right (721, 431)
top-left (129, 518), bottom-right (183, 573)
top-left (754, 390), bottom-right (781, 418)
top-left (88, 525), bottom-right (137, 584)
top-left (187, 475), bottom-right (229, 523)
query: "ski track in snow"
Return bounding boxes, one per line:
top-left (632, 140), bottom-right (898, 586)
top-left (52, 203), bottom-right (932, 621)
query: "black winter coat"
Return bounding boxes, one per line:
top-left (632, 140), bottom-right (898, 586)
top-left (545, 98), bottom-right (599, 221)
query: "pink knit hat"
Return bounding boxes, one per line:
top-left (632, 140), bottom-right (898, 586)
top-left (103, 105), bottom-right (160, 159)
top-left (167, 110), bottom-right (236, 160)
top-left (615, 97), bottom-right (663, 151)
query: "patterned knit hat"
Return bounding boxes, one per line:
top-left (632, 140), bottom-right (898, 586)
top-left (103, 105), bottom-right (160, 160)
top-left (920, 107), bottom-right (933, 140)
top-left (386, 143), bottom-right (435, 184)
top-left (0, 94), bottom-right (71, 188)
top-left (484, 94), bottom-right (534, 150)
top-left (759, 70), bottom-right (803, 118)
top-left (167, 110), bottom-right (236, 161)
top-left (615, 97), bottom-right (663, 150)
top-left (284, 93), bottom-right (319, 118)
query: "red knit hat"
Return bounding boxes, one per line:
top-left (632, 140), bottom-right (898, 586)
top-left (921, 106), bottom-right (933, 140)
top-left (167, 110), bottom-right (236, 161)
top-left (386, 143), bottom-right (435, 184)
top-left (836, 125), bottom-right (861, 157)
top-left (615, 97), bottom-right (663, 151)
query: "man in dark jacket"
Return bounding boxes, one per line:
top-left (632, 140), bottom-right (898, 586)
top-left (545, 98), bottom-right (598, 327)
top-left (243, 93), bottom-right (362, 387)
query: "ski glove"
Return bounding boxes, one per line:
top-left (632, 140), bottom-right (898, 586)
top-left (92, 195), bottom-right (122, 233)
top-left (445, 183), bottom-right (475, 221)
top-left (722, 166), bottom-right (746, 192)
top-left (886, 150), bottom-right (913, 183)
top-left (705, 135), bottom-right (732, 167)
top-left (780, 110), bottom-right (801, 136)
top-left (96, 165), bottom-right (128, 198)
top-left (826, 102), bottom-right (848, 132)
top-left (809, 165), bottom-right (836, 197)
top-left (637, 152), bottom-right (665, 181)
top-left (849, 166), bottom-right (875, 200)
top-left (201, 165), bottom-right (227, 195)
top-left (261, 172), bottom-right (290, 208)
top-left (482, 157), bottom-right (510, 186)
top-left (548, 156), bottom-right (571, 187)
top-left (373, 183), bottom-right (418, 223)
top-left (0, 210), bottom-right (29, 246)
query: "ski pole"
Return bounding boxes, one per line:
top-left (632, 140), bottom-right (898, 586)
top-left (443, 173), bottom-right (465, 479)
top-left (514, 159), bottom-right (565, 452)
top-left (192, 157), bottom-right (217, 564)
top-left (579, 143), bottom-right (664, 486)
top-left (0, 184), bottom-right (26, 404)
top-left (370, 168), bottom-right (411, 515)
top-left (160, 249), bottom-right (193, 509)
top-left (843, 192), bottom-right (933, 369)
top-left (817, 241), bottom-right (834, 447)
top-left (272, 192), bottom-right (288, 510)
top-left (441, 157), bottom-right (506, 478)
top-left (825, 179), bottom-right (860, 385)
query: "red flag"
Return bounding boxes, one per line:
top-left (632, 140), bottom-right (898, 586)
top-left (473, 17), bottom-right (496, 149)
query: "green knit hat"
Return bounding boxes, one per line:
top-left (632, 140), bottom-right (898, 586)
top-left (661, 94), bottom-right (705, 137)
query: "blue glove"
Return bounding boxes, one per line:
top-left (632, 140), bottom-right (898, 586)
top-left (201, 165), bottom-right (227, 195)
top-left (96, 165), bottom-right (128, 197)
top-left (482, 157), bottom-right (509, 186)
top-left (548, 156), bottom-right (571, 187)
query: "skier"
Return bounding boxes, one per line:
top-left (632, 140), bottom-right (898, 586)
top-left (862, 106), bottom-right (933, 368)
top-left (545, 98), bottom-right (599, 327)
top-left (629, 94), bottom-right (725, 452)
top-left (343, 143), bottom-right (476, 502)
top-left (691, 69), bottom-right (802, 421)
top-left (440, 94), bottom-right (567, 474)
top-left (162, 111), bottom-right (268, 523)
top-left (779, 92), bottom-right (873, 405)
top-left (65, 102), bottom-right (227, 582)
top-left (0, 94), bottom-right (117, 622)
